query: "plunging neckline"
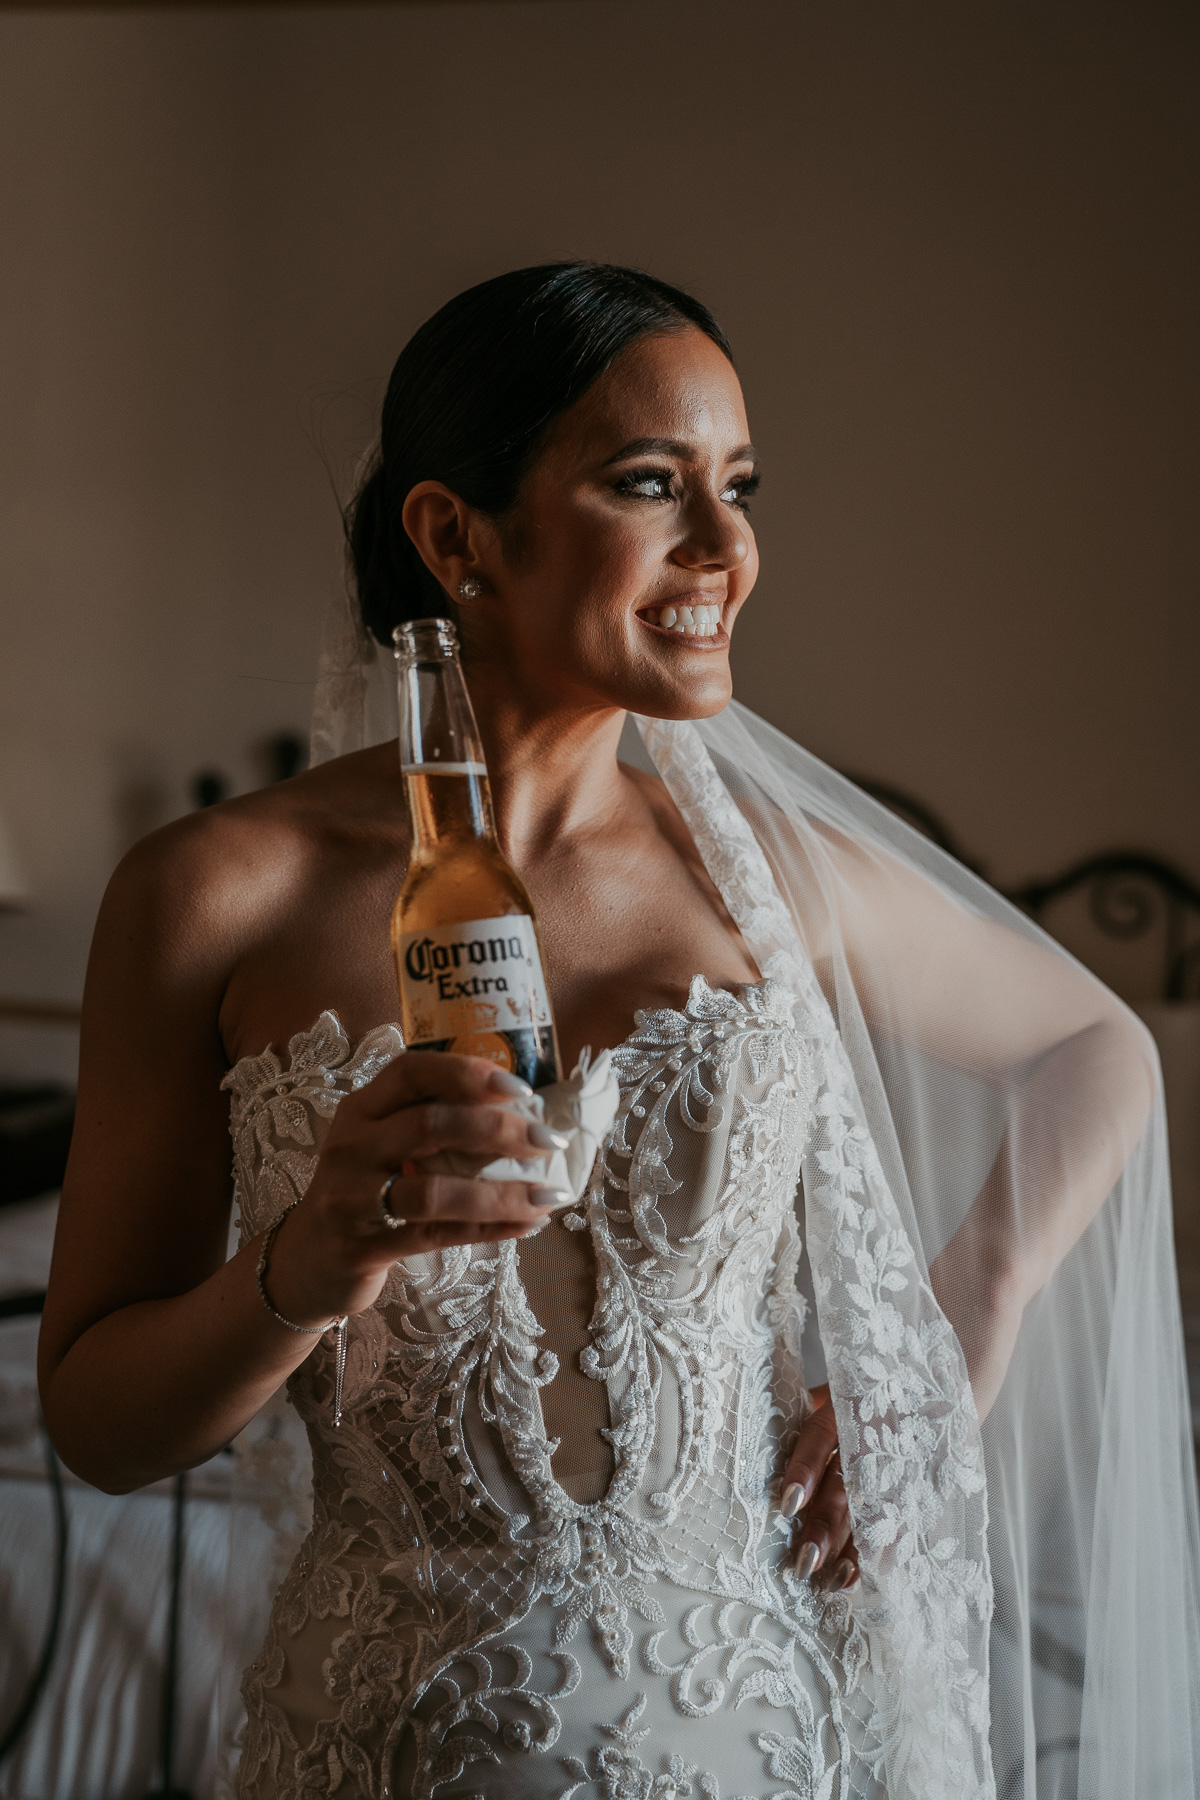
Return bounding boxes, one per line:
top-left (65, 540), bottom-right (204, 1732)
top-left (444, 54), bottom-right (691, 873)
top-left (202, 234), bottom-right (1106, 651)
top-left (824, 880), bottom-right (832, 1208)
top-left (221, 970), bottom-right (801, 1529)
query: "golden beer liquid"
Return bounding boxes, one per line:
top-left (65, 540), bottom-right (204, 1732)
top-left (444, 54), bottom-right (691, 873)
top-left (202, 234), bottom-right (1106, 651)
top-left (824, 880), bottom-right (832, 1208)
top-left (391, 766), bottom-right (561, 1087)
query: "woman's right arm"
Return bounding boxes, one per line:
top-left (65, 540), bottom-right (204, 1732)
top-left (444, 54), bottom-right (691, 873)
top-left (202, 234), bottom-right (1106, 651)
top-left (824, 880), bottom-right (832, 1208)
top-left (37, 821), bottom-right (559, 1494)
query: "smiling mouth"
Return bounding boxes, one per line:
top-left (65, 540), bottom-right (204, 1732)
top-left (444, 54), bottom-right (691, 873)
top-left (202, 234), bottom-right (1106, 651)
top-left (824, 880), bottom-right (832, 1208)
top-left (637, 601), bottom-right (726, 642)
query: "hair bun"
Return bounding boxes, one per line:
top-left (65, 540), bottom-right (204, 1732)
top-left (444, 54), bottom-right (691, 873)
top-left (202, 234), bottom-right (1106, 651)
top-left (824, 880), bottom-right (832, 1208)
top-left (347, 463), bottom-right (400, 640)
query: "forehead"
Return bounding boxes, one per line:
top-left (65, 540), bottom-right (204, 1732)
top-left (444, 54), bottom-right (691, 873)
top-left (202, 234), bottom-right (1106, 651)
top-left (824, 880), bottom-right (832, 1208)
top-left (543, 329), bottom-right (750, 467)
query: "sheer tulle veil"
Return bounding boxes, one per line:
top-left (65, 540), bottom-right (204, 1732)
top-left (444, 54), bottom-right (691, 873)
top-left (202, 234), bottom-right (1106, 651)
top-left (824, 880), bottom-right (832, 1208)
top-left (217, 591), bottom-right (1200, 1799)
top-left (667, 702), bottom-right (1200, 1799)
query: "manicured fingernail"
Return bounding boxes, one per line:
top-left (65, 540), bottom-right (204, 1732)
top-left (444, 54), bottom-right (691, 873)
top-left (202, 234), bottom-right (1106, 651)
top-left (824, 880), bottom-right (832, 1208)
top-left (527, 1123), bottom-right (571, 1151)
top-left (780, 1482), bottom-right (806, 1520)
top-left (529, 1186), bottom-right (574, 1208)
top-left (489, 1070), bottom-right (533, 1097)
top-left (794, 1541), bottom-right (820, 1581)
top-left (833, 1559), bottom-right (856, 1591)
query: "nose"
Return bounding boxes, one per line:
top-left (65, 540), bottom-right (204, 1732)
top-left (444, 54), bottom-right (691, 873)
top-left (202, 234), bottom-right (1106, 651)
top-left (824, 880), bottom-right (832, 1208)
top-left (672, 490), bottom-right (749, 573)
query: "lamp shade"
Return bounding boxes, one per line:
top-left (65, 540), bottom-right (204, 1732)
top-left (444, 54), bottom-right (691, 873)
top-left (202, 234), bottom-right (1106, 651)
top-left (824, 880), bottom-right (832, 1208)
top-left (0, 809), bottom-right (31, 909)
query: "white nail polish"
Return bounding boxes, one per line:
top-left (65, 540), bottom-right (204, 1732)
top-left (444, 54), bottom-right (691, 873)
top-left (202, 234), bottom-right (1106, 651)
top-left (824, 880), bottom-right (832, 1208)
top-left (530, 1186), bottom-right (573, 1208)
top-left (780, 1482), bottom-right (805, 1520)
top-left (489, 1070), bottom-right (533, 1097)
top-left (528, 1124), bottom-right (570, 1151)
top-left (794, 1541), bottom-right (820, 1580)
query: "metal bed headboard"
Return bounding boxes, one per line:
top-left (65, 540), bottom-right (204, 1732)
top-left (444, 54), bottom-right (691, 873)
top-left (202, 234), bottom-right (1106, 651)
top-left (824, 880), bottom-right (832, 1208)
top-left (848, 775), bottom-right (1200, 1003)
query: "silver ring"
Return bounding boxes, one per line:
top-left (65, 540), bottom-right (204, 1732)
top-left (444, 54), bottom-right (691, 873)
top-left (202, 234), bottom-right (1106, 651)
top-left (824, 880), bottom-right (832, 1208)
top-left (377, 1173), bottom-right (406, 1231)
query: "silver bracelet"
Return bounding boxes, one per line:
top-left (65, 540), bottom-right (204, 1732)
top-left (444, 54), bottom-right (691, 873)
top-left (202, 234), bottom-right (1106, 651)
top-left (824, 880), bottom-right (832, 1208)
top-left (256, 1204), bottom-right (350, 1428)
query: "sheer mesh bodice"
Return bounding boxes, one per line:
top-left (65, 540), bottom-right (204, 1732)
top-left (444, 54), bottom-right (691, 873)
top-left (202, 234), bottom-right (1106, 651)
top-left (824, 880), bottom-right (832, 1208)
top-left (227, 968), bottom-right (893, 1800)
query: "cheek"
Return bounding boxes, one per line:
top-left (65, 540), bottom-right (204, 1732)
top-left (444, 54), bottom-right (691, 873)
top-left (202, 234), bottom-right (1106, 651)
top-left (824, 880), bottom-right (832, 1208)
top-left (569, 507), bottom-right (664, 586)
top-left (532, 511), bottom-right (664, 631)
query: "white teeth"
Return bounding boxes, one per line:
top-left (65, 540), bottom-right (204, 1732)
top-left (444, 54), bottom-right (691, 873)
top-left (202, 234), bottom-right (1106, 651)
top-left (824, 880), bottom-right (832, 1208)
top-left (645, 601), bottom-right (723, 636)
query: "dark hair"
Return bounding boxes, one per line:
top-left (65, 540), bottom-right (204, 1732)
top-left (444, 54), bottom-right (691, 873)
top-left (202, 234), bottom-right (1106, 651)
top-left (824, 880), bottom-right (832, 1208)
top-left (346, 262), bottom-right (733, 644)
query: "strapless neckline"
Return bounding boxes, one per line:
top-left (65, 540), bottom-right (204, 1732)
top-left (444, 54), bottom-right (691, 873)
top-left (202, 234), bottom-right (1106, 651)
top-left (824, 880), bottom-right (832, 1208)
top-left (223, 973), bottom-right (772, 1087)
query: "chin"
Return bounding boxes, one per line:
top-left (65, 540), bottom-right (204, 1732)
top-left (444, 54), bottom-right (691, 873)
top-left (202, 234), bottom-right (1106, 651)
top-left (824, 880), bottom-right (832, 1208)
top-left (619, 665), bottom-right (733, 722)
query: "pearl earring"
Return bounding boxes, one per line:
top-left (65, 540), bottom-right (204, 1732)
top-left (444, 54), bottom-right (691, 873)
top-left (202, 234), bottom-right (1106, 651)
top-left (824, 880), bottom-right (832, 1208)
top-left (458, 577), bottom-right (482, 601)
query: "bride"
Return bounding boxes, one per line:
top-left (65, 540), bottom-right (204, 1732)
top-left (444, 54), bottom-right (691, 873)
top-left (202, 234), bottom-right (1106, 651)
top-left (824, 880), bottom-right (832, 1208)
top-left (38, 264), bottom-right (1200, 1799)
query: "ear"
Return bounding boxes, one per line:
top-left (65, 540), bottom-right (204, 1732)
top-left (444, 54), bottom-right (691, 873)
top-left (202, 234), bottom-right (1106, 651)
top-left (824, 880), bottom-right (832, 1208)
top-left (401, 481), bottom-right (490, 603)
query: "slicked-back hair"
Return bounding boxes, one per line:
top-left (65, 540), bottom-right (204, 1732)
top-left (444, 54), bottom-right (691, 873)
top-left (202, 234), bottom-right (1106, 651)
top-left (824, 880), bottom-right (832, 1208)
top-left (346, 262), bottom-right (733, 643)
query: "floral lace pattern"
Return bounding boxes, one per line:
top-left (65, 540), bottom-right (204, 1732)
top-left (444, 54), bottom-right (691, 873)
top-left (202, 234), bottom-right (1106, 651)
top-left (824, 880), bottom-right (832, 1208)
top-left (556, 1695), bottom-right (722, 1799)
top-left (636, 719), bottom-right (993, 1800)
top-left (221, 718), bottom-right (992, 1800)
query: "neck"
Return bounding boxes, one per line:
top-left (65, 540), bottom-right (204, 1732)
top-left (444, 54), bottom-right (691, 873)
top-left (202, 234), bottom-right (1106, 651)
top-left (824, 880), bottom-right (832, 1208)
top-left (465, 673), bottom-right (631, 858)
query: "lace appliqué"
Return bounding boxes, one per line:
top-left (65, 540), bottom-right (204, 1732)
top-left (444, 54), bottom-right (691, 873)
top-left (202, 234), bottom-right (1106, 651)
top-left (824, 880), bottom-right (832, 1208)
top-left (221, 1010), bottom-right (403, 1241)
top-left (226, 977), bottom-right (869, 1800)
top-left (637, 716), bottom-right (994, 1800)
top-left (224, 717), bottom-right (991, 1800)
top-left (558, 1695), bottom-right (724, 1800)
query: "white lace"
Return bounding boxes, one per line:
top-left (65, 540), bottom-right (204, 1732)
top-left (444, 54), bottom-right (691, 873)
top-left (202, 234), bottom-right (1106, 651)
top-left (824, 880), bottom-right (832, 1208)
top-left (221, 718), bottom-right (991, 1800)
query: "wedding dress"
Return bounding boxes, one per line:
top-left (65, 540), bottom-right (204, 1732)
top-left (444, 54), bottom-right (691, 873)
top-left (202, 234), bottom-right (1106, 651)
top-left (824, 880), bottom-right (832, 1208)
top-left (224, 779), bottom-right (905, 1799)
top-left (214, 600), bottom-right (1200, 1800)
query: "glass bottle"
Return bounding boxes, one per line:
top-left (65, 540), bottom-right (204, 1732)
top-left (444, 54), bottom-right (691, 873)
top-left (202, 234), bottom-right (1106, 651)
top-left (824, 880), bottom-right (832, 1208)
top-left (391, 618), bottom-right (561, 1088)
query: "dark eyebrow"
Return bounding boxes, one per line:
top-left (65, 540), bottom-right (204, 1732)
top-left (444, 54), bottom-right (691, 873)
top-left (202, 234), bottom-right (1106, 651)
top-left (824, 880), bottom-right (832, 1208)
top-left (601, 436), bottom-right (759, 468)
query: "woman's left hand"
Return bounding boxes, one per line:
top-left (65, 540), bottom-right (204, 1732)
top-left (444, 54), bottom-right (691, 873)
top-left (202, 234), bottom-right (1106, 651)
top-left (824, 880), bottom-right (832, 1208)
top-left (779, 1384), bottom-right (860, 1591)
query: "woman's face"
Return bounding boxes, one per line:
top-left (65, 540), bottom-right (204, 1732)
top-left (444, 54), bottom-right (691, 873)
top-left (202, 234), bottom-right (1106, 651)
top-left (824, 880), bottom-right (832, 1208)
top-left (467, 328), bottom-right (759, 721)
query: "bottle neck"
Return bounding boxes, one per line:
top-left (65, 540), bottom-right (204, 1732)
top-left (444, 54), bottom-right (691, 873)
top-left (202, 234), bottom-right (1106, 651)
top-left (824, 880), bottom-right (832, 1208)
top-left (394, 617), bottom-right (498, 854)
top-left (403, 764), bottom-right (497, 854)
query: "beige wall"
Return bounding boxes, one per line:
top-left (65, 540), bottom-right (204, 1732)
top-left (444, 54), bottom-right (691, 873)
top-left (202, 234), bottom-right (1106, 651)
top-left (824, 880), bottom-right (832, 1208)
top-left (1, 0), bottom-right (1197, 1080)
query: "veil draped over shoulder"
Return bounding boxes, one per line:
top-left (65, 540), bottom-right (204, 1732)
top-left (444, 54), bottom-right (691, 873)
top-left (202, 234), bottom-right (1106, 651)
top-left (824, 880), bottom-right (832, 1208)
top-left (661, 701), bottom-right (1200, 1800)
top-left (217, 602), bottom-right (1200, 1800)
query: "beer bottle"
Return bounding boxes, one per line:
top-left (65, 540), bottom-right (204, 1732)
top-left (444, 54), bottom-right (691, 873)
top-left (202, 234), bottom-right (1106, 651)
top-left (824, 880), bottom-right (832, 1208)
top-left (391, 618), bottom-right (561, 1088)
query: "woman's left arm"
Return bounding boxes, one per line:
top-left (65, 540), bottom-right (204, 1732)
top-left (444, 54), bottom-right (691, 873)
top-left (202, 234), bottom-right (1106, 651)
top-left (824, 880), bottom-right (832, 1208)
top-left (779, 847), bottom-right (1156, 1582)
top-left (927, 1012), bottom-right (1155, 1418)
top-left (836, 843), bottom-right (1156, 1413)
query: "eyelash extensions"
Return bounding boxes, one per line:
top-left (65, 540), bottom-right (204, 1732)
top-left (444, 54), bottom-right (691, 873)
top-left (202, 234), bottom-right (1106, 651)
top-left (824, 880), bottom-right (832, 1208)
top-left (613, 465), bottom-right (761, 511)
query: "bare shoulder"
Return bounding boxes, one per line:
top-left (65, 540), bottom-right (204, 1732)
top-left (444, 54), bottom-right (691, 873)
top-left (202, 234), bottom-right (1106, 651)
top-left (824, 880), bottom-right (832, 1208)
top-left (89, 744), bottom-right (405, 1014)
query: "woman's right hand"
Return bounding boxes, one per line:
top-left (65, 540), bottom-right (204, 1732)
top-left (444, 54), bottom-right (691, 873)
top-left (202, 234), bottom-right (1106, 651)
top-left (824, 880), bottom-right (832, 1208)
top-left (262, 1051), bottom-right (570, 1329)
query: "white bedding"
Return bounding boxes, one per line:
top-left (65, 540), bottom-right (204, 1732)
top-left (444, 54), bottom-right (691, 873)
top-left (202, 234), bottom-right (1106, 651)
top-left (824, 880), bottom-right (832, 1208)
top-left (0, 1195), bottom-right (234, 1800)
